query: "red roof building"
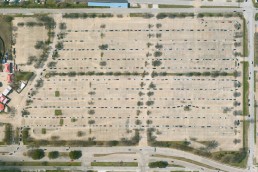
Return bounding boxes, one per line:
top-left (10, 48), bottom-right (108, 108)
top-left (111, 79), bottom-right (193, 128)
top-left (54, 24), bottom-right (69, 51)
top-left (7, 74), bottom-right (13, 83)
top-left (4, 63), bottom-right (10, 73)
top-left (0, 94), bottom-right (8, 104)
top-left (0, 94), bottom-right (9, 104)
top-left (0, 103), bottom-right (5, 112)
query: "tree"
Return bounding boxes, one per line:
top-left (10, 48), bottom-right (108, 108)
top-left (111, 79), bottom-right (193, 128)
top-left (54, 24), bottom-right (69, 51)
top-left (3, 15), bottom-right (14, 22)
top-left (184, 106), bottom-right (190, 111)
top-left (69, 150), bottom-right (82, 160)
top-left (59, 22), bottom-right (67, 30)
top-left (149, 161), bottom-right (168, 168)
top-left (77, 131), bottom-right (84, 137)
top-left (88, 109), bottom-right (95, 115)
top-left (233, 101), bottom-right (240, 107)
top-left (99, 44), bottom-right (108, 50)
top-left (146, 101), bottom-right (154, 106)
top-left (155, 43), bottom-right (163, 49)
top-left (48, 151), bottom-right (59, 159)
top-left (206, 140), bottom-right (219, 150)
top-left (202, 71), bottom-right (211, 76)
top-left (233, 139), bottom-right (241, 144)
top-left (88, 120), bottom-right (95, 125)
top-left (137, 101), bottom-right (143, 106)
top-left (99, 61), bottom-right (107, 66)
top-left (135, 119), bottom-right (142, 125)
top-left (21, 110), bottom-right (30, 116)
top-left (47, 61), bottom-right (57, 68)
top-left (147, 91), bottom-right (154, 97)
top-left (156, 23), bottom-right (162, 28)
top-left (55, 42), bottom-right (64, 49)
top-left (149, 82), bottom-right (156, 89)
top-left (34, 41), bottom-right (45, 49)
top-left (138, 91), bottom-right (144, 96)
top-left (211, 71), bottom-right (220, 77)
top-left (146, 120), bottom-right (152, 125)
top-left (156, 13), bottom-right (168, 19)
top-left (107, 140), bottom-right (119, 146)
top-left (154, 51), bottom-right (162, 57)
top-left (147, 42), bottom-right (152, 47)
top-left (152, 60), bottom-right (162, 67)
top-left (27, 149), bottom-right (45, 160)
top-left (27, 56), bottom-right (37, 65)
top-left (233, 92), bottom-right (241, 97)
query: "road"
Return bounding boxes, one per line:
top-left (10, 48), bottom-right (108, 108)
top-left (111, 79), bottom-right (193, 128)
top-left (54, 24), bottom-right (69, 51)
top-left (0, 0), bottom-right (257, 172)
top-left (0, 146), bottom-right (252, 171)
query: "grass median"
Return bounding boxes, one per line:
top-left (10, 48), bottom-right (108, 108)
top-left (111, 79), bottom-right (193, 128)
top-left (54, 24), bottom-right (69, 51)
top-left (158, 4), bottom-right (193, 8)
top-left (0, 161), bottom-right (81, 166)
top-left (91, 162), bottom-right (138, 167)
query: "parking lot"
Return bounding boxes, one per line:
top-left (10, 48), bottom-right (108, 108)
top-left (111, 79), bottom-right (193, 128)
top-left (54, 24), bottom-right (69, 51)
top-left (20, 15), bottom-right (243, 151)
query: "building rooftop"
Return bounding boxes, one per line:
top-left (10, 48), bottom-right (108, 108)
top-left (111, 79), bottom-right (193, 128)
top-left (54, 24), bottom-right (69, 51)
top-left (7, 74), bottom-right (13, 83)
top-left (4, 63), bottom-right (11, 73)
top-left (0, 103), bottom-right (4, 111)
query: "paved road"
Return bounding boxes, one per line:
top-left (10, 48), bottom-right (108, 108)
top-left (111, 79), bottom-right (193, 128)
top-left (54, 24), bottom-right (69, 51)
top-left (0, 146), bottom-right (251, 171)
top-left (0, 7), bottom-right (246, 14)
top-left (242, 0), bottom-right (257, 171)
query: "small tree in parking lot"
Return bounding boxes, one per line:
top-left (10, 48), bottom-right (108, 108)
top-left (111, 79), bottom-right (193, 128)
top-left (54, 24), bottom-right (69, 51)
top-left (88, 120), bottom-right (95, 125)
top-left (99, 44), bottom-right (108, 50)
top-left (152, 60), bottom-right (162, 67)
